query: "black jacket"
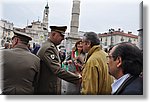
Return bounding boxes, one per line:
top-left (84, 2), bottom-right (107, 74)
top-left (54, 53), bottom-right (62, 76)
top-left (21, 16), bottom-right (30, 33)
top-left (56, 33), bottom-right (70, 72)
top-left (113, 76), bottom-right (143, 95)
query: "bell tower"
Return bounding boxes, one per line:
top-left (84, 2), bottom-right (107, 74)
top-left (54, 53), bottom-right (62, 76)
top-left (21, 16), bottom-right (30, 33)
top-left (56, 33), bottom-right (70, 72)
top-left (43, 2), bottom-right (49, 30)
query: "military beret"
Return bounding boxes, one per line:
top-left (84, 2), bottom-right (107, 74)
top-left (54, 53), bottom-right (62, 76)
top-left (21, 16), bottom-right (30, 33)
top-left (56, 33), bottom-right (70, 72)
top-left (13, 29), bottom-right (32, 41)
top-left (50, 26), bottom-right (67, 35)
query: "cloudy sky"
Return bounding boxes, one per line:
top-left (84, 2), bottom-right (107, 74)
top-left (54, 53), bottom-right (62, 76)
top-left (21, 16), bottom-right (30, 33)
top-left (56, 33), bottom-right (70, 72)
top-left (0, 0), bottom-right (142, 35)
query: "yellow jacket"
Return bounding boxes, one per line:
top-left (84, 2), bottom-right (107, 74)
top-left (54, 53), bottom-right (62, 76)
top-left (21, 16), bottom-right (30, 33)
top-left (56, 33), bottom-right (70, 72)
top-left (81, 45), bottom-right (114, 95)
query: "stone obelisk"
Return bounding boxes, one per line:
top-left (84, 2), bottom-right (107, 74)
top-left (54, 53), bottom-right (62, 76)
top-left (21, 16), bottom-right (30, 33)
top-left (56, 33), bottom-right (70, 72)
top-left (66, 0), bottom-right (80, 52)
top-left (137, 1), bottom-right (143, 51)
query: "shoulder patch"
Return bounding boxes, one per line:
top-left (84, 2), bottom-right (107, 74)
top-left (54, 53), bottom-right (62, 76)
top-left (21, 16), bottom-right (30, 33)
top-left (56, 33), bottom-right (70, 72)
top-left (50, 54), bottom-right (55, 60)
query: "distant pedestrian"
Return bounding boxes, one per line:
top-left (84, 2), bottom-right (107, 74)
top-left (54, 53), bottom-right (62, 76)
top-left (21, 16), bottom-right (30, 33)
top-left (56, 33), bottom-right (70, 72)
top-left (58, 46), bottom-right (66, 65)
top-left (27, 43), bottom-right (32, 52)
top-left (107, 42), bottom-right (143, 95)
top-left (4, 42), bottom-right (10, 49)
top-left (1, 29), bottom-right (40, 95)
top-left (32, 43), bottom-right (40, 54)
top-left (81, 32), bottom-right (114, 95)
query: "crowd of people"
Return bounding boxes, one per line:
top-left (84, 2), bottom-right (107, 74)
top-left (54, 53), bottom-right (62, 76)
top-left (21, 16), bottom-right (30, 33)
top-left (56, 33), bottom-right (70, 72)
top-left (0, 26), bottom-right (143, 95)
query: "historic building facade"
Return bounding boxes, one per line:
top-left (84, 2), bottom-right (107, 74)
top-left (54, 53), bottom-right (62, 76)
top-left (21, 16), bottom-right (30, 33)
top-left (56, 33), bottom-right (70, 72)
top-left (0, 19), bottom-right (14, 47)
top-left (25, 3), bottom-right (49, 45)
top-left (98, 28), bottom-right (138, 51)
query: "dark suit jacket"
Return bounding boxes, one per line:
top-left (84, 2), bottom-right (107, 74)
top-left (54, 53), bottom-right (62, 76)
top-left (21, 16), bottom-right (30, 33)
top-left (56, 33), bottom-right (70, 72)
top-left (113, 76), bottom-right (143, 95)
top-left (2, 44), bottom-right (40, 95)
top-left (36, 39), bottom-right (81, 95)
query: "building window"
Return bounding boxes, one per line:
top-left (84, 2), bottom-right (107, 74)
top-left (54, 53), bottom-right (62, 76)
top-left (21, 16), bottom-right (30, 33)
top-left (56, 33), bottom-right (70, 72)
top-left (134, 39), bottom-right (136, 41)
top-left (121, 37), bottom-right (124, 42)
top-left (105, 42), bottom-right (107, 46)
top-left (110, 36), bottom-right (114, 45)
top-left (128, 38), bottom-right (132, 43)
top-left (105, 38), bottom-right (107, 46)
top-left (100, 38), bottom-right (102, 41)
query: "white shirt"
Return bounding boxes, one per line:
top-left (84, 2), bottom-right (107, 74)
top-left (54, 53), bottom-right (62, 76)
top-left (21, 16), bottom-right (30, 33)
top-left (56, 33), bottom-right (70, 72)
top-left (111, 74), bottom-right (130, 94)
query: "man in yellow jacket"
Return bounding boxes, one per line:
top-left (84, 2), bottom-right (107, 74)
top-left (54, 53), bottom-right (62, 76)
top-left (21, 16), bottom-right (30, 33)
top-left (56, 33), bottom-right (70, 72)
top-left (81, 32), bottom-right (114, 95)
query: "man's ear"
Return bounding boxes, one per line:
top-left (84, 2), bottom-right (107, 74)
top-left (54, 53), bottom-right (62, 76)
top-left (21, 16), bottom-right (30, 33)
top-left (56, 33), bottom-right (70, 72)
top-left (87, 41), bottom-right (91, 47)
top-left (13, 37), bottom-right (19, 47)
top-left (51, 32), bottom-right (56, 37)
top-left (116, 56), bottom-right (122, 68)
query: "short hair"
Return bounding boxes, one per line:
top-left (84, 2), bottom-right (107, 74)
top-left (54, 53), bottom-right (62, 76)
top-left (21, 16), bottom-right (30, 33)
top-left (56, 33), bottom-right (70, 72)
top-left (17, 36), bottom-right (29, 45)
top-left (112, 42), bottom-right (143, 76)
top-left (83, 32), bottom-right (100, 47)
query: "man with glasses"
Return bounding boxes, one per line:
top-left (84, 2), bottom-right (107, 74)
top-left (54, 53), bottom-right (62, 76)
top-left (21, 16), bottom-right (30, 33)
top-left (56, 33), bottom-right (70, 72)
top-left (107, 42), bottom-right (143, 95)
top-left (81, 32), bottom-right (114, 95)
top-left (36, 26), bottom-right (81, 94)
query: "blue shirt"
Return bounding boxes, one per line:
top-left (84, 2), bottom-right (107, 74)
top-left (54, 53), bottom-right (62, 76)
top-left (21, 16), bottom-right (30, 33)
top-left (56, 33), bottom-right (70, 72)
top-left (111, 74), bottom-right (130, 94)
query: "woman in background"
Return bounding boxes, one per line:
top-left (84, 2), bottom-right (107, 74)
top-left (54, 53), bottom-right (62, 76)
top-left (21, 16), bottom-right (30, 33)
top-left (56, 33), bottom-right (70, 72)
top-left (62, 40), bottom-right (85, 94)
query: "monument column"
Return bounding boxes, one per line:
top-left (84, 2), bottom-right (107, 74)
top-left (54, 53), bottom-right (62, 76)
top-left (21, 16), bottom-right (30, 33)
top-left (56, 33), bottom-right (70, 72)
top-left (66, 0), bottom-right (81, 52)
top-left (138, 1), bottom-right (143, 51)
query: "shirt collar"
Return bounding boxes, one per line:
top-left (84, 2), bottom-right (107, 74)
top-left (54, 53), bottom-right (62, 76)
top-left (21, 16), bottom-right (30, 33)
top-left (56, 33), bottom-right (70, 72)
top-left (85, 45), bottom-right (101, 62)
top-left (14, 44), bottom-right (30, 51)
top-left (111, 74), bottom-right (130, 94)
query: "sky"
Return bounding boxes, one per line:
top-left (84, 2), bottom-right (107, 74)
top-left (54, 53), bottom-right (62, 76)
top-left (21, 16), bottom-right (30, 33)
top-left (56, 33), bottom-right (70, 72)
top-left (0, 0), bottom-right (142, 35)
